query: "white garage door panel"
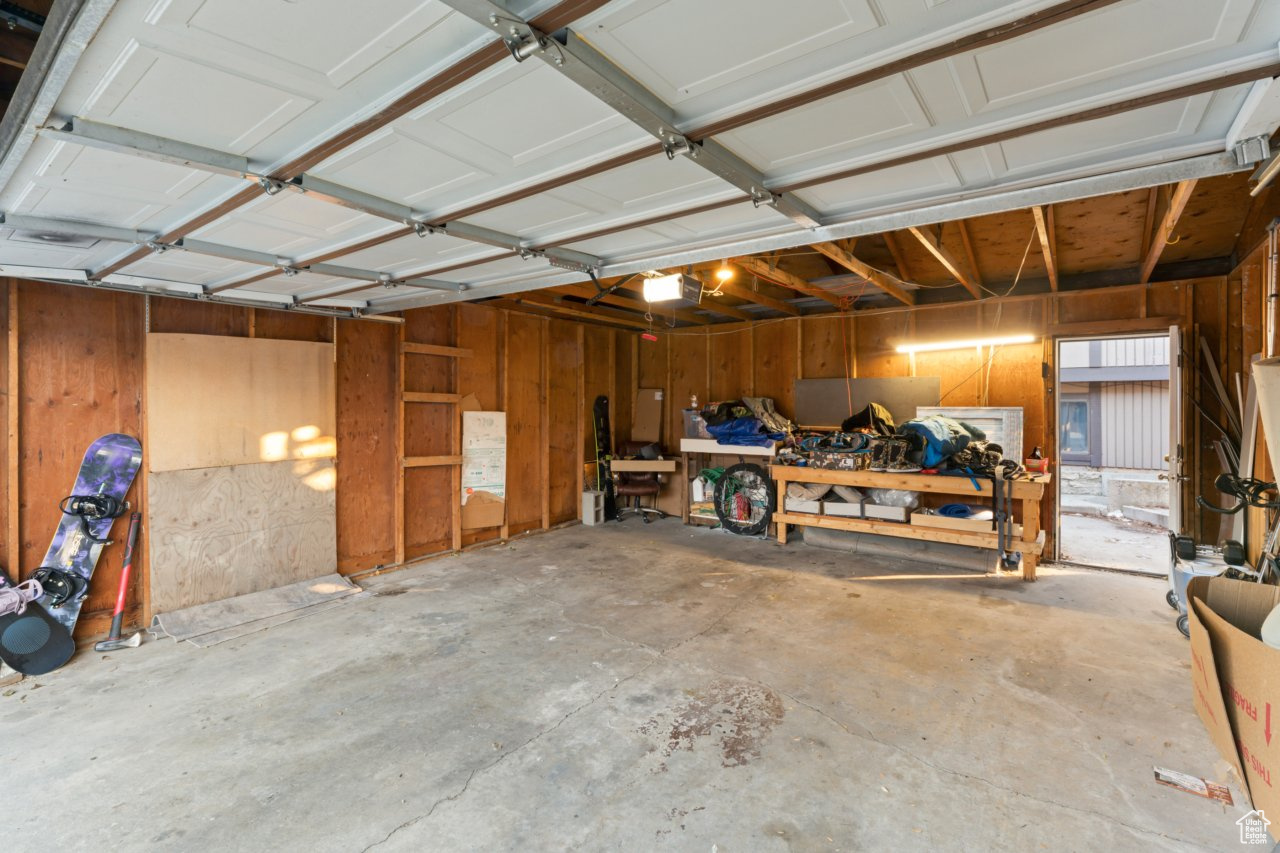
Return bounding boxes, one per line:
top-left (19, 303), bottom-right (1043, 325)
top-left (952, 0), bottom-right (1265, 113)
top-left (561, 226), bottom-right (693, 258)
top-left (582, 0), bottom-right (877, 103)
top-left (193, 192), bottom-right (399, 258)
top-left (124, 252), bottom-right (266, 286)
top-left (581, 0), bottom-right (1056, 122)
top-left (569, 156), bottom-right (724, 210)
top-left (790, 157), bottom-right (965, 218)
top-left (463, 193), bottom-right (603, 242)
top-left (0, 231), bottom-right (117, 269)
top-left (308, 130), bottom-right (491, 208)
top-left (993, 97), bottom-right (1217, 175)
top-left (178, 0), bottom-right (449, 90)
top-left (644, 202), bottom-right (794, 248)
top-left (715, 76), bottom-right (931, 173)
top-left (312, 60), bottom-right (652, 218)
top-left (54, 0), bottom-right (516, 171)
top-left (451, 254), bottom-right (559, 285)
top-left (336, 232), bottom-right (499, 275)
top-left (85, 42), bottom-right (317, 155)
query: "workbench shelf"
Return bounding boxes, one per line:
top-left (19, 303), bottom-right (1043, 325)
top-left (769, 465), bottom-right (1050, 581)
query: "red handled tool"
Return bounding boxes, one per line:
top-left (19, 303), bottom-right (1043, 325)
top-left (94, 512), bottom-right (142, 652)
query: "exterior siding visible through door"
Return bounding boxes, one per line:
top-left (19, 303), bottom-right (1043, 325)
top-left (1100, 381), bottom-right (1170, 469)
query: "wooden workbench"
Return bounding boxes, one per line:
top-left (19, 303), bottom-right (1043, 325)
top-left (680, 438), bottom-right (778, 525)
top-left (770, 465), bottom-right (1050, 580)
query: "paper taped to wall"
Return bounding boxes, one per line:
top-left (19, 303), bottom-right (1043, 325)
top-left (462, 410), bottom-right (506, 529)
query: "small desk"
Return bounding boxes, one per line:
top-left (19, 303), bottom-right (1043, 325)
top-left (611, 459), bottom-right (678, 472)
top-left (770, 465), bottom-right (1051, 581)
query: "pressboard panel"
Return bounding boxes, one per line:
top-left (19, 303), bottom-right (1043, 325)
top-left (148, 459), bottom-right (336, 614)
top-left (146, 333), bottom-right (336, 472)
top-left (794, 377), bottom-right (940, 427)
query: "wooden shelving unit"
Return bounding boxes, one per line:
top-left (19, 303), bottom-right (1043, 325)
top-left (398, 336), bottom-right (472, 563)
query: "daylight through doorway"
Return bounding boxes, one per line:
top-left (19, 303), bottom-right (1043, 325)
top-left (1056, 333), bottom-right (1173, 573)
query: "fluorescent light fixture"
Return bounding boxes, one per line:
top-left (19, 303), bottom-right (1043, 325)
top-left (643, 273), bottom-right (684, 302)
top-left (895, 334), bottom-right (1035, 354)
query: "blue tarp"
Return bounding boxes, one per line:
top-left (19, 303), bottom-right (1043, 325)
top-left (706, 416), bottom-right (785, 448)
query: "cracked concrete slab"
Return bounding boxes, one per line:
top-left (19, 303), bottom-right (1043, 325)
top-left (0, 522), bottom-right (1249, 851)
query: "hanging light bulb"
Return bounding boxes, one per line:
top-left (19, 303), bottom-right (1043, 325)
top-left (715, 260), bottom-right (734, 282)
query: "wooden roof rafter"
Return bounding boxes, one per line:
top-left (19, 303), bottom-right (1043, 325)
top-left (811, 241), bottom-right (915, 305)
top-left (733, 256), bottom-right (845, 309)
top-left (1031, 206), bottom-right (1058, 291)
top-left (906, 225), bottom-right (981, 298)
top-left (1139, 179), bottom-right (1198, 283)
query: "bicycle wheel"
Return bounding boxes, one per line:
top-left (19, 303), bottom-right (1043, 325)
top-left (713, 462), bottom-right (775, 536)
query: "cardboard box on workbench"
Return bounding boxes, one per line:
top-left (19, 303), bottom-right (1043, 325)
top-left (1187, 575), bottom-right (1280, 837)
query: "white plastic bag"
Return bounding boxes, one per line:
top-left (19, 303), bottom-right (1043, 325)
top-left (865, 488), bottom-right (919, 509)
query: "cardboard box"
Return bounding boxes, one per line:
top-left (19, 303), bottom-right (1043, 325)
top-left (910, 511), bottom-right (1022, 538)
top-left (862, 503), bottom-right (910, 522)
top-left (787, 499), bottom-right (822, 514)
top-left (1187, 576), bottom-right (1280, 835)
top-left (821, 501), bottom-right (862, 518)
top-left (633, 388), bottom-right (663, 443)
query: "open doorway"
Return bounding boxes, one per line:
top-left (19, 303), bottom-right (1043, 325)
top-left (1055, 333), bottom-right (1173, 573)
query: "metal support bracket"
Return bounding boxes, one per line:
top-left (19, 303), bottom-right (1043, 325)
top-left (1235, 134), bottom-right (1271, 167)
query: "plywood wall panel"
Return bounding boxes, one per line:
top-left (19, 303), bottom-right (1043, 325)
top-left (1143, 281), bottom-right (1189, 322)
top-left (547, 320), bottom-right (580, 524)
top-left (18, 282), bottom-right (144, 637)
top-left (913, 304), bottom-right (981, 407)
top-left (752, 320), bottom-right (798, 419)
top-left (458, 303), bottom-right (501, 410)
top-left (146, 333), bottom-right (336, 472)
top-left (667, 333), bottom-right (708, 451)
top-left (637, 334), bottom-right (667, 389)
top-left (1057, 289), bottom-right (1142, 325)
top-left (614, 332), bottom-right (634, 444)
top-left (0, 280), bottom-right (9, 576)
top-left (710, 328), bottom-right (751, 401)
top-left (254, 311), bottom-right (334, 343)
top-left (149, 298), bottom-right (250, 337)
top-left (335, 319), bottom-right (397, 574)
top-left (148, 459), bottom-right (336, 614)
top-left (505, 313), bottom-right (544, 529)
top-left (582, 325), bottom-right (613, 459)
top-left (404, 466), bottom-right (452, 559)
top-left (456, 304), bottom-right (504, 545)
top-left (801, 316), bottom-right (849, 379)
top-left (404, 305), bottom-right (454, 346)
top-left (855, 312), bottom-right (909, 379)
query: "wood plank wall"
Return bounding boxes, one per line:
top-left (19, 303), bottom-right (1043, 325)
top-left (594, 278), bottom-right (1244, 554)
top-left (0, 281), bottom-right (598, 641)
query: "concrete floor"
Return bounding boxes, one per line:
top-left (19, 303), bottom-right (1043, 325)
top-left (1059, 513), bottom-right (1169, 574)
top-left (1, 522), bottom-right (1251, 851)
